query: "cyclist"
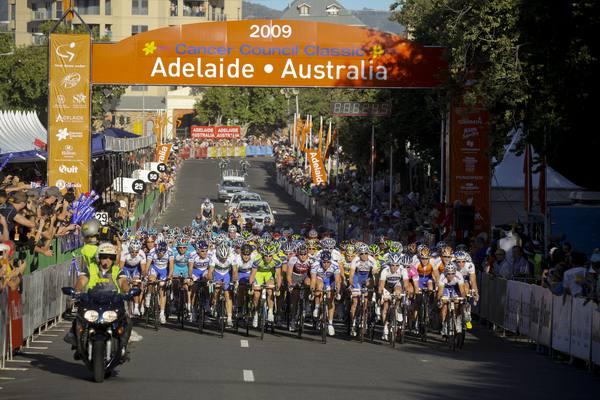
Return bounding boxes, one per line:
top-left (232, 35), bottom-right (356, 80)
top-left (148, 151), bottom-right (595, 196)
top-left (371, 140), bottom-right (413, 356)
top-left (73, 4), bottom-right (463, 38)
top-left (189, 240), bottom-right (211, 321)
top-left (286, 244), bottom-right (312, 332)
top-left (348, 243), bottom-right (378, 336)
top-left (207, 243), bottom-right (237, 327)
top-left (200, 198), bottom-right (215, 222)
top-left (172, 238), bottom-right (194, 317)
top-left (454, 251), bottom-right (478, 330)
top-left (310, 250), bottom-right (341, 336)
top-left (147, 240), bottom-right (174, 324)
top-left (378, 253), bottom-right (412, 341)
top-left (119, 239), bottom-right (147, 316)
top-left (227, 224), bottom-right (239, 240)
top-left (413, 245), bottom-right (434, 293)
top-left (249, 243), bottom-right (282, 328)
top-left (433, 245), bottom-right (454, 282)
top-left (437, 263), bottom-right (467, 336)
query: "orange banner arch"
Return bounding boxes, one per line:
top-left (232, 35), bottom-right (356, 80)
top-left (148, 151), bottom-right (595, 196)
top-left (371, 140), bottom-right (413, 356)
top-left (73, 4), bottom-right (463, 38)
top-left (91, 20), bottom-right (446, 88)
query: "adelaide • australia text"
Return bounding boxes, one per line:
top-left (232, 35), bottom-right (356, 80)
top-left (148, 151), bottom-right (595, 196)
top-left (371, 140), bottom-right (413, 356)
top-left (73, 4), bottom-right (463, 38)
top-left (150, 57), bottom-right (388, 81)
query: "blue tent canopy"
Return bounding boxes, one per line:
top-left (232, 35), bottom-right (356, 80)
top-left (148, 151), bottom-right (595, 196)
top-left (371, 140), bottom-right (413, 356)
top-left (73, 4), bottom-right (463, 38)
top-left (0, 149), bottom-right (47, 164)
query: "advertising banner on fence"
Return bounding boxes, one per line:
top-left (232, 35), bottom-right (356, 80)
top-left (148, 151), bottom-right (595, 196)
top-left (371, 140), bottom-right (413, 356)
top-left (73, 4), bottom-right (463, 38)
top-left (155, 143), bottom-right (172, 163)
top-left (307, 150), bottom-right (327, 185)
top-left (593, 309), bottom-right (600, 366)
top-left (529, 285), bottom-right (543, 342)
top-left (48, 33), bottom-right (92, 193)
top-left (191, 126), bottom-right (241, 139)
top-left (8, 288), bottom-right (22, 351)
top-left (91, 21), bottom-right (446, 89)
top-left (570, 297), bottom-right (592, 361)
top-left (552, 295), bottom-right (572, 354)
top-left (518, 282), bottom-right (532, 337)
top-left (504, 280), bottom-right (520, 333)
top-left (449, 104), bottom-right (490, 235)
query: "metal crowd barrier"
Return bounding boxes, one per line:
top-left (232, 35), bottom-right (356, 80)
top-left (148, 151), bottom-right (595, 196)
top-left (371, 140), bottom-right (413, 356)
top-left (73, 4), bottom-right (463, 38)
top-left (478, 272), bottom-right (600, 366)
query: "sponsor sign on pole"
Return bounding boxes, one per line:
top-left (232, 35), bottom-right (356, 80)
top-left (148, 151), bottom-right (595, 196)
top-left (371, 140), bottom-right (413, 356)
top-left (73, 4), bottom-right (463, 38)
top-left (91, 21), bottom-right (446, 89)
top-left (449, 104), bottom-right (491, 234)
top-left (155, 143), bottom-right (172, 163)
top-left (48, 33), bottom-right (92, 192)
top-left (191, 126), bottom-right (241, 139)
top-left (307, 150), bottom-right (327, 185)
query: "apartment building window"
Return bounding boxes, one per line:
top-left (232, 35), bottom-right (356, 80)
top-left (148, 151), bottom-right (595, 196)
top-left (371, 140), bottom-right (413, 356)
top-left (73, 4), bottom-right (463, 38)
top-left (170, 0), bottom-right (178, 17)
top-left (131, 25), bottom-right (148, 36)
top-left (105, 0), bottom-right (111, 15)
top-left (132, 0), bottom-right (149, 16)
top-left (298, 4), bottom-right (310, 16)
top-left (131, 86), bottom-right (148, 92)
top-left (55, 1), bottom-right (63, 18)
top-left (75, 0), bottom-right (100, 15)
top-left (103, 24), bottom-right (112, 39)
top-left (183, 1), bottom-right (206, 17)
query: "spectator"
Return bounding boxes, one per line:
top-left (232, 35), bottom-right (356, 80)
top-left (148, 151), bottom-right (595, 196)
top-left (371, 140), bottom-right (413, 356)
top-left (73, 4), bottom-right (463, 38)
top-left (562, 252), bottom-right (588, 297)
top-left (486, 248), bottom-right (512, 279)
top-left (511, 245), bottom-right (533, 278)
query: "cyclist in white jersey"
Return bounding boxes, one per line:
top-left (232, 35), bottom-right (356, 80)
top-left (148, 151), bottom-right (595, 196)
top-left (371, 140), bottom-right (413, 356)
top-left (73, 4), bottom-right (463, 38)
top-left (378, 253), bottom-right (411, 341)
top-left (437, 263), bottom-right (467, 336)
top-left (147, 240), bottom-right (174, 324)
top-left (208, 244), bottom-right (238, 327)
top-left (454, 251), bottom-right (478, 329)
top-left (189, 240), bottom-right (211, 321)
top-left (348, 243), bottom-right (378, 336)
top-left (119, 239), bottom-right (147, 316)
top-left (201, 198), bottom-right (215, 222)
top-left (310, 251), bottom-right (341, 336)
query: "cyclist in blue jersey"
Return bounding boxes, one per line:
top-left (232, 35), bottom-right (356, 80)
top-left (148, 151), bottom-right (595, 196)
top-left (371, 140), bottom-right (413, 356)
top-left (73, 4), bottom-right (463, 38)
top-left (147, 240), bottom-right (174, 324)
top-left (172, 238), bottom-right (194, 316)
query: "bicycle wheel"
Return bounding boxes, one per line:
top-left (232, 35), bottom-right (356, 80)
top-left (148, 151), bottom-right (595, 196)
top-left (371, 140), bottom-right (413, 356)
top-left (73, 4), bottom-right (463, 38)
top-left (367, 301), bottom-right (376, 342)
top-left (297, 297), bottom-right (304, 338)
top-left (260, 298), bottom-right (267, 340)
top-left (399, 303), bottom-right (406, 344)
top-left (359, 298), bottom-right (366, 343)
top-left (389, 303), bottom-right (397, 348)
top-left (321, 299), bottom-right (327, 344)
top-left (198, 288), bottom-right (205, 334)
top-left (218, 295), bottom-right (225, 338)
top-left (179, 289), bottom-right (185, 330)
top-left (244, 293), bottom-right (250, 337)
top-left (152, 291), bottom-right (160, 331)
top-left (419, 295), bottom-right (428, 342)
top-left (144, 289), bottom-right (150, 329)
top-left (448, 310), bottom-right (457, 351)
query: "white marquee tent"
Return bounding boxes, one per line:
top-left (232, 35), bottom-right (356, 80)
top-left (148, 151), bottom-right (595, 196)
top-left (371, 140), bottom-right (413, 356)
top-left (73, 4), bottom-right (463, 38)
top-left (0, 110), bottom-right (47, 154)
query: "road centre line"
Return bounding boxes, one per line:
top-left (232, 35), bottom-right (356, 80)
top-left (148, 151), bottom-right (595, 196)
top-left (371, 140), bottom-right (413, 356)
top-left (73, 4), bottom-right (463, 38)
top-left (32, 340), bottom-right (52, 343)
top-left (243, 370), bottom-right (255, 382)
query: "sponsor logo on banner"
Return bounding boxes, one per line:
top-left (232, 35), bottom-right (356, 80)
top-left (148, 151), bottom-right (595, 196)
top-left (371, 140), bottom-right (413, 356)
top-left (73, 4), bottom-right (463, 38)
top-left (191, 126), bottom-right (241, 139)
top-left (449, 104), bottom-right (490, 234)
top-left (48, 33), bottom-right (91, 193)
top-left (307, 150), bottom-right (327, 185)
top-left (155, 144), bottom-right (172, 163)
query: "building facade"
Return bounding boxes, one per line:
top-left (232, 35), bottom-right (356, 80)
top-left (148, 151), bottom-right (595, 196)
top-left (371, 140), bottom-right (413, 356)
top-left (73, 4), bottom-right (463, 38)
top-left (281, 0), bottom-right (364, 26)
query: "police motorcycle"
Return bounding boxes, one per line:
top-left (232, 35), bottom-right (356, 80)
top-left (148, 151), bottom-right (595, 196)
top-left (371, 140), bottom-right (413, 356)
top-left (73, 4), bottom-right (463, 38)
top-left (62, 286), bottom-right (140, 382)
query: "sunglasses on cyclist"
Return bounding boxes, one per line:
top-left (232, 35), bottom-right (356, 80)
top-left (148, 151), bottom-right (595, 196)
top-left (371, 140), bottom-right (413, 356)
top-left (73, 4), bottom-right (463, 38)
top-left (359, 252), bottom-right (368, 255)
top-left (99, 254), bottom-right (117, 261)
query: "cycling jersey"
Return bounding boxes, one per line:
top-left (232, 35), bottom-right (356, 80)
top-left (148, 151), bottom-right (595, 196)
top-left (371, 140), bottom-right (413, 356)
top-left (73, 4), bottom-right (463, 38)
top-left (172, 247), bottom-right (194, 278)
top-left (311, 261), bottom-right (340, 290)
top-left (210, 255), bottom-right (237, 289)
top-left (120, 249), bottom-right (146, 279)
top-left (457, 261), bottom-right (476, 277)
top-left (234, 254), bottom-right (254, 284)
top-left (287, 256), bottom-right (312, 276)
top-left (350, 256), bottom-right (377, 291)
top-left (190, 252), bottom-right (211, 280)
top-left (148, 248), bottom-right (174, 280)
top-left (252, 257), bottom-right (282, 286)
top-left (379, 266), bottom-right (409, 291)
top-left (439, 272), bottom-right (465, 297)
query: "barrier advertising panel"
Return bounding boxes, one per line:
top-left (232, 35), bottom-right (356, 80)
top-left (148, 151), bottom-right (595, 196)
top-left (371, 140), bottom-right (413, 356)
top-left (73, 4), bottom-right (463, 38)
top-left (529, 285), bottom-right (543, 342)
top-left (570, 297), bottom-right (592, 361)
top-left (518, 282), bottom-right (532, 337)
top-left (552, 295), bottom-right (572, 354)
top-left (504, 280), bottom-right (520, 333)
top-left (48, 33), bottom-right (92, 192)
top-left (592, 309), bottom-right (600, 366)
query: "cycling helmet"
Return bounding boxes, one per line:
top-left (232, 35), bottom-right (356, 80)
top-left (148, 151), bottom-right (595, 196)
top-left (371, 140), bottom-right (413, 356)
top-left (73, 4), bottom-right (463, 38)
top-left (387, 253), bottom-right (403, 266)
top-left (259, 243), bottom-right (277, 256)
top-left (233, 238), bottom-right (245, 248)
top-left (407, 242), bottom-right (417, 254)
top-left (435, 241), bottom-right (447, 251)
top-left (261, 232), bottom-right (272, 240)
top-left (176, 238), bottom-right (189, 248)
top-left (400, 254), bottom-right (413, 266)
top-left (454, 251), bottom-right (468, 262)
top-left (81, 219), bottom-right (100, 238)
top-left (369, 244), bottom-right (381, 257)
top-left (228, 225), bottom-right (238, 233)
top-left (440, 246), bottom-right (454, 258)
top-left (162, 224), bottom-right (170, 232)
top-left (128, 239), bottom-right (142, 253)
top-left (456, 243), bottom-right (469, 252)
top-left (417, 245), bottom-right (430, 259)
top-left (345, 243), bottom-right (357, 256)
top-left (320, 238), bottom-right (336, 251)
top-left (282, 227), bottom-right (293, 236)
top-left (282, 242), bottom-right (296, 254)
top-left (320, 250), bottom-right (332, 261)
top-left (204, 198), bottom-right (211, 204)
top-left (296, 244), bottom-right (308, 256)
top-left (445, 264), bottom-right (457, 274)
top-left (96, 242), bottom-right (117, 261)
top-left (306, 239), bottom-right (319, 249)
top-left (464, 253), bottom-right (473, 263)
top-left (291, 234), bottom-right (303, 241)
top-left (272, 232), bottom-right (282, 241)
top-left (194, 240), bottom-right (209, 251)
top-left (307, 229), bottom-right (319, 239)
top-left (241, 230), bottom-right (252, 240)
top-left (214, 234), bottom-right (227, 245)
top-left (216, 244), bottom-right (230, 260)
top-left (157, 241), bottom-right (168, 253)
top-left (241, 244), bottom-right (253, 255)
top-left (357, 243), bottom-right (369, 254)
top-left (387, 241), bottom-right (403, 254)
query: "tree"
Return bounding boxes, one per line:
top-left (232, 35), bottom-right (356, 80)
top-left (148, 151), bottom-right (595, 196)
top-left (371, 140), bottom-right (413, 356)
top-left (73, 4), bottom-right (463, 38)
top-left (391, 0), bottom-right (600, 189)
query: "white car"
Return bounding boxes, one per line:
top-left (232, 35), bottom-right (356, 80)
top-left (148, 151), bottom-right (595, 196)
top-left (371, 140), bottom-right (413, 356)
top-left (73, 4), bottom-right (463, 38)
top-left (217, 176), bottom-right (249, 201)
top-left (226, 192), bottom-right (262, 214)
top-left (236, 200), bottom-right (276, 225)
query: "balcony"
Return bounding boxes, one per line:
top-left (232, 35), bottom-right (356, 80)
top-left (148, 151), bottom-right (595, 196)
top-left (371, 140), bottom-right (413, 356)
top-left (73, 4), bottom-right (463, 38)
top-left (183, 1), bottom-right (207, 17)
top-left (32, 9), bottom-right (50, 21)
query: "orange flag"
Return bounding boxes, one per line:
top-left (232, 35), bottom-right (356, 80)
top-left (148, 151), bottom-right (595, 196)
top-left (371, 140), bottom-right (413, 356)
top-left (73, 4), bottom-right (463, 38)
top-left (317, 117), bottom-right (324, 156)
top-left (307, 150), bottom-right (327, 185)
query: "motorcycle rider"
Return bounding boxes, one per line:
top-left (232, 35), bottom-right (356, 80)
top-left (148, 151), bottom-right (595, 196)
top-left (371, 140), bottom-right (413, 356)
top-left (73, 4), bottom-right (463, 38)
top-left (64, 242), bottom-right (132, 357)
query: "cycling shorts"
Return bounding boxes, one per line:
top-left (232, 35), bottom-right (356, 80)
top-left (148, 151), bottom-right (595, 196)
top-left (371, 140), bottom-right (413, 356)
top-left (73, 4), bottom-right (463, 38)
top-left (254, 270), bottom-right (274, 286)
top-left (291, 272), bottom-right (309, 286)
top-left (418, 275), bottom-right (433, 290)
top-left (238, 270), bottom-right (251, 285)
top-left (443, 285), bottom-right (460, 298)
top-left (382, 285), bottom-right (403, 300)
top-left (150, 266), bottom-right (168, 280)
top-left (213, 270), bottom-right (232, 289)
top-left (122, 266), bottom-right (141, 280)
top-left (192, 268), bottom-right (208, 281)
top-left (317, 275), bottom-right (336, 291)
top-left (352, 274), bottom-right (370, 294)
top-left (173, 265), bottom-right (189, 278)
